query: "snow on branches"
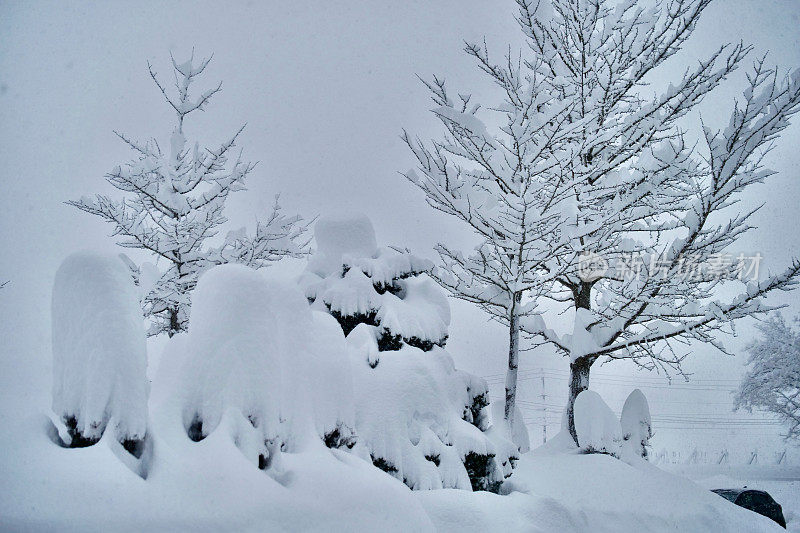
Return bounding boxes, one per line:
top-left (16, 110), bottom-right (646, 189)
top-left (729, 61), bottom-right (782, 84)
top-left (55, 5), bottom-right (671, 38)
top-left (68, 53), bottom-right (308, 336)
top-left (736, 313), bottom-right (800, 441)
top-left (404, 0), bottom-right (800, 444)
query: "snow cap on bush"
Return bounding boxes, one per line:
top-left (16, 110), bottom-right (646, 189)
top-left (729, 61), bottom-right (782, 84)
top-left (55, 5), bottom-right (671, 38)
top-left (52, 251), bottom-right (148, 444)
top-left (620, 389), bottom-right (652, 460)
top-left (574, 390), bottom-right (622, 456)
top-left (179, 264), bottom-right (355, 464)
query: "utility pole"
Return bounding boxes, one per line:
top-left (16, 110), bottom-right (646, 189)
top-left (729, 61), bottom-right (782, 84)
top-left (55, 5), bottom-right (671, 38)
top-left (541, 373), bottom-right (547, 444)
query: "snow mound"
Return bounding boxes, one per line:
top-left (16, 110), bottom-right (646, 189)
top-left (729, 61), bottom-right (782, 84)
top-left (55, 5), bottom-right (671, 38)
top-left (307, 213), bottom-right (378, 277)
top-left (574, 390), bottom-right (622, 456)
top-left (51, 251), bottom-right (148, 444)
top-left (620, 388), bottom-right (653, 460)
top-left (302, 214), bottom-right (445, 358)
top-left (419, 452), bottom-right (785, 533)
top-left (178, 264), bottom-right (355, 467)
top-left (351, 345), bottom-right (517, 491)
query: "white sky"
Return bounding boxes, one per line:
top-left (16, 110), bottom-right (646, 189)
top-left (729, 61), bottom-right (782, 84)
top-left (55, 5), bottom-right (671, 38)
top-left (1, 0), bottom-right (799, 458)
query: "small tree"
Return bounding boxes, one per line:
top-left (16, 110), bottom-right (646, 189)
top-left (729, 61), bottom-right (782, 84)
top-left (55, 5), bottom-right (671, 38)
top-left (69, 53), bottom-right (307, 336)
top-left (736, 313), bottom-right (800, 441)
top-left (405, 0), bottom-right (800, 444)
top-left (301, 215), bottom-right (518, 492)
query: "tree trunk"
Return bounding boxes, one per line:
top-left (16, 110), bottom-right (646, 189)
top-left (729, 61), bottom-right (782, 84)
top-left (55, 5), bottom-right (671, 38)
top-left (168, 307), bottom-right (180, 338)
top-left (566, 356), bottom-right (592, 445)
top-left (567, 280), bottom-right (595, 444)
top-left (504, 293), bottom-right (521, 426)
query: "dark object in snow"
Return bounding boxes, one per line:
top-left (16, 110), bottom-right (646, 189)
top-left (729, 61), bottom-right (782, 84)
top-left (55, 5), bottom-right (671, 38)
top-left (424, 453), bottom-right (441, 467)
top-left (120, 437), bottom-right (146, 459)
top-left (376, 329), bottom-right (403, 352)
top-left (64, 416), bottom-right (102, 448)
top-left (462, 451), bottom-right (501, 493)
top-left (329, 308), bottom-right (379, 337)
top-left (711, 488), bottom-right (786, 528)
top-left (323, 423), bottom-right (357, 449)
top-left (370, 455), bottom-right (399, 475)
top-left (186, 414), bottom-right (205, 442)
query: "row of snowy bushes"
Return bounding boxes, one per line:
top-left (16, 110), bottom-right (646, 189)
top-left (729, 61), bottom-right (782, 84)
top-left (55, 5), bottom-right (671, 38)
top-left (49, 215), bottom-right (526, 491)
top-left (573, 389), bottom-right (653, 462)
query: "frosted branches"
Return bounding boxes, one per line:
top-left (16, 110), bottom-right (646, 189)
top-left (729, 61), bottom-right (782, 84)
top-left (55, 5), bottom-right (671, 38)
top-left (736, 313), bottom-right (800, 441)
top-left (403, 0), bottom-right (800, 435)
top-left (68, 53), bottom-right (308, 336)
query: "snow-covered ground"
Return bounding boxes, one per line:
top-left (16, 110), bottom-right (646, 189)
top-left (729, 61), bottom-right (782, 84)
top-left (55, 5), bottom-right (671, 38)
top-left (1, 416), bottom-right (788, 532)
top-left (665, 464), bottom-right (800, 532)
top-left (0, 233), bottom-right (793, 532)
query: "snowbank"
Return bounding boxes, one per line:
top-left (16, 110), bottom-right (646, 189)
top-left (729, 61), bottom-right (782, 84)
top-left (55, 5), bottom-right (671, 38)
top-left (1, 409), bottom-right (434, 531)
top-left (307, 214), bottom-right (520, 492)
top-left (417, 452), bottom-right (786, 532)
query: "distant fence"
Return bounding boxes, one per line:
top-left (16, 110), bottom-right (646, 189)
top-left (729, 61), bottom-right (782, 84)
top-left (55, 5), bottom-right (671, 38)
top-left (652, 448), bottom-right (791, 466)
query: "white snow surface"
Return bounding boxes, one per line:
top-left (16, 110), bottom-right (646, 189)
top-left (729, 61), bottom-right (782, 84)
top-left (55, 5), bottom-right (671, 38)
top-left (51, 251), bottom-right (148, 441)
top-left (1, 256), bottom-right (788, 531)
top-left (376, 276), bottom-right (450, 343)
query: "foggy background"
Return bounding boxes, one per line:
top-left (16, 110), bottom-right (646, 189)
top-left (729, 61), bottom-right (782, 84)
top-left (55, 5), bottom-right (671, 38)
top-left (2, 0), bottom-right (799, 462)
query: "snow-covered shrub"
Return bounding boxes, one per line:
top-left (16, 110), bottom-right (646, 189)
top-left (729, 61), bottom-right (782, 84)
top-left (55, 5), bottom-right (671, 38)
top-left (573, 390), bottom-right (622, 457)
top-left (51, 251), bottom-right (148, 451)
top-left (178, 264), bottom-right (355, 469)
top-left (303, 214), bottom-right (517, 492)
top-left (350, 346), bottom-right (513, 492)
top-left (620, 389), bottom-right (653, 460)
top-left (302, 214), bottom-right (446, 365)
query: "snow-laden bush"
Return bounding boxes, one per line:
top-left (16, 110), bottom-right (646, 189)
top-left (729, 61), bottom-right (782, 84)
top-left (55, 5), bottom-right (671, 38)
top-left (303, 214), bottom-right (518, 492)
top-left (178, 264), bottom-right (355, 469)
top-left (573, 390), bottom-right (622, 457)
top-left (51, 251), bottom-right (148, 450)
top-left (620, 389), bottom-right (653, 460)
top-left (349, 345), bottom-right (516, 491)
top-left (302, 213), bottom-right (446, 362)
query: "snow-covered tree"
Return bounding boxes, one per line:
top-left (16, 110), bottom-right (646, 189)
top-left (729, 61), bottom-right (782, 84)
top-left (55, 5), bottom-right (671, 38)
top-left (68, 53), bottom-right (307, 337)
top-left (51, 252), bottom-right (148, 453)
top-left (302, 214), bottom-right (447, 364)
top-left (301, 215), bottom-right (520, 492)
top-left (404, 0), bottom-right (800, 444)
top-left (735, 313), bottom-right (800, 441)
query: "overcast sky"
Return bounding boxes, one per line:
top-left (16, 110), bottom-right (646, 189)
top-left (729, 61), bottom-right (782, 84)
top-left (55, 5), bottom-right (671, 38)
top-left (2, 0), bottom-right (799, 455)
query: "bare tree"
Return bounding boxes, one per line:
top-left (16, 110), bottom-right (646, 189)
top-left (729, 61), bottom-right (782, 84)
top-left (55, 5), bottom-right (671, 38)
top-left (69, 53), bottom-right (308, 336)
top-left (736, 313), bottom-right (800, 441)
top-left (404, 0), bottom-right (800, 442)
